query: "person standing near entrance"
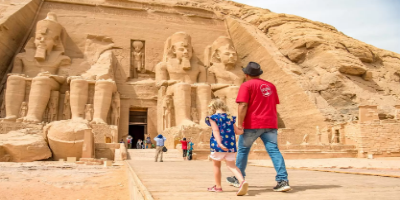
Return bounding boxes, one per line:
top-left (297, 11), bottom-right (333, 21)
top-left (127, 137), bottom-right (132, 149)
top-left (226, 62), bottom-right (291, 192)
top-left (136, 139), bottom-right (142, 149)
top-left (146, 135), bottom-right (152, 149)
top-left (180, 138), bottom-right (188, 161)
top-left (154, 134), bottom-right (166, 162)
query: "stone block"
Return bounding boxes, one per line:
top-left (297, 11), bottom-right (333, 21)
top-left (67, 157), bottom-right (76, 163)
top-left (81, 129), bottom-right (94, 158)
top-left (104, 160), bottom-right (113, 167)
top-left (80, 158), bottom-right (95, 162)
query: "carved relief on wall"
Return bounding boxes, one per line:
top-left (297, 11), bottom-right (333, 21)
top-left (131, 40), bottom-right (145, 78)
top-left (162, 95), bottom-right (173, 130)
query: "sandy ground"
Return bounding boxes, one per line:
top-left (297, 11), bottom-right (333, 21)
top-left (0, 161), bottom-right (129, 200)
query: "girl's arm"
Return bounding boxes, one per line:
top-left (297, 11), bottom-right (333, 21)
top-left (233, 124), bottom-right (244, 135)
top-left (210, 120), bottom-right (228, 151)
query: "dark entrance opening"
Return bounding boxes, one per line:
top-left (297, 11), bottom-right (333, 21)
top-left (129, 109), bottom-right (147, 149)
top-left (129, 125), bottom-right (145, 149)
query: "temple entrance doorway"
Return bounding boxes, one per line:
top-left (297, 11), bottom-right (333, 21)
top-left (129, 109), bottom-right (147, 149)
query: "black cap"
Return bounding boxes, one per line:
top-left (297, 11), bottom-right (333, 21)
top-left (242, 62), bottom-right (263, 76)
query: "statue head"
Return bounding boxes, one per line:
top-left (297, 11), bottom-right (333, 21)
top-left (34, 12), bottom-right (63, 61)
top-left (210, 36), bottom-right (237, 69)
top-left (132, 41), bottom-right (144, 52)
top-left (164, 32), bottom-right (193, 70)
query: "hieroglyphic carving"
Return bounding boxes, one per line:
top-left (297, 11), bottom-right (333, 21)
top-left (44, 3), bottom-right (224, 26)
top-left (63, 91), bottom-right (71, 120)
top-left (85, 104), bottom-right (93, 121)
top-left (19, 102), bottom-right (28, 118)
top-left (91, 124), bottom-right (118, 143)
top-left (131, 40), bottom-right (145, 75)
top-left (191, 107), bottom-right (199, 124)
top-left (47, 91), bottom-right (59, 122)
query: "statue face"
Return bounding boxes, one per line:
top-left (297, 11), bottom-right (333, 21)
top-left (173, 42), bottom-right (192, 60)
top-left (34, 31), bottom-right (57, 55)
top-left (219, 46), bottom-right (237, 66)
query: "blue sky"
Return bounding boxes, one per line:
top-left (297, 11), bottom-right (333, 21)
top-left (233, 0), bottom-right (400, 54)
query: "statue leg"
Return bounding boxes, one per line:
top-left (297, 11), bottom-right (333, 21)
top-left (5, 75), bottom-right (25, 120)
top-left (196, 84), bottom-right (211, 126)
top-left (25, 76), bottom-right (59, 123)
top-left (92, 80), bottom-right (115, 124)
top-left (172, 83), bottom-right (191, 126)
top-left (70, 79), bottom-right (88, 120)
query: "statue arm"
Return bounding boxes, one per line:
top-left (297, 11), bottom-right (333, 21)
top-left (211, 83), bottom-right (230, 90)
top-left (197, 65), bottom-right (206, 83)
top-left (155, 62), bottom-right (169, 88)
top-left (207, 68), bottom-right (216, 84)
top-left (12, 56), bottom-right (23, 74)
top-left (57, 56), bottom-right (71, 77)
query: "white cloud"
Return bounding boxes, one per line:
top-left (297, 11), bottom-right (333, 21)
top-left (233, 0), bottom-right (400, 53)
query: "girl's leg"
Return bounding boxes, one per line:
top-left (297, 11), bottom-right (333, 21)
top-left (225, 160), bottom-right (245, 184)
top-left (213, 160), bottom-right (222, 188)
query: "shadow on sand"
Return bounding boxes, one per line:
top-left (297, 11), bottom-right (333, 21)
top-left (247, 185), bottom-right (342, 196)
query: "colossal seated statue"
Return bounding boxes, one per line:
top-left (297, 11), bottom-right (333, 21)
top-left (205, 36), bottom-right (245, 115)
top-left (156, 32), bottom-right (210, 127)
top-left (4, 12), bottom-right (70, 123)
top-left (68, 34), bottom-right (117, 124)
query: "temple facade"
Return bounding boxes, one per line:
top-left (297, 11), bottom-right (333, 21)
top-left (0, 0), bottom-right (399, 162)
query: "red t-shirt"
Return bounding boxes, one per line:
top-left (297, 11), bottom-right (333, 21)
top-left (236, 78), bottom-right (279, 129)
top-left (180, 141), bottom-right (188, 150)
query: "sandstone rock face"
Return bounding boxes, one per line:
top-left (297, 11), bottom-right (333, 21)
top-left (0, 129), bottom-right (51, 162)
top-left (46, 120), bottom-right (90, 161)
top-left (0, 0), bottom-right (399, 159)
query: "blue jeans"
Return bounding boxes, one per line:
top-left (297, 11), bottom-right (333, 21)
top-left (236, 128), bottom-right (288, 181)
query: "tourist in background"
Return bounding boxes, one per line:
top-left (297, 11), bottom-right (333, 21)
top-left (143, 139), bottom-right (146, 149)
top-left (136, 139), bottom-right (142, 149)
top-left (226, 62), bottom-right (291, 192)
top-left (180, 138), bottom-right (188, 161)
top-left (119, 139), bottom-right (124, 143)
top-left (154, 134), bottom-right (166, 162)
top-left (205, 99), bottom-right (248, 196)
top-left (146, 135), bottom-right (152, 149)
top-left (187, 138), bottom-right (194, 161)
top-left (127, 137), bottom-right (132, 149)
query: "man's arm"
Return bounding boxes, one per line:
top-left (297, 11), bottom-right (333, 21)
top-left (237, 102), bottom-right (248, 130)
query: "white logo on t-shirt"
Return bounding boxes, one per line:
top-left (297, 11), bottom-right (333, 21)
top-left (260, 84), bottom-right (272, 97)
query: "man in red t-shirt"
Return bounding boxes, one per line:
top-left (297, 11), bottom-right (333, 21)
top-left (226, 62), bottom-right (291, 192)
top-left (180, 138), bottom-right (188, 161)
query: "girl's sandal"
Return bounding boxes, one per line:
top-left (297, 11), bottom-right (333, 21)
top-left (207, 185), bottom-right (223, 192)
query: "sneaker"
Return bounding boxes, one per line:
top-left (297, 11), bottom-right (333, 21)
top-left (226, 176), bottom-right (240, 188)
top-left (236, 181), bottom-right (249, 196)
top-left (207, 185), bottom-right (223, 192)
top-left (273, 180), bottom-right (292, 192)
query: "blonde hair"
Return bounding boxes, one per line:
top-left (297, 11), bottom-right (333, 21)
top-left (207, 99), bottom-right (231, 118)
